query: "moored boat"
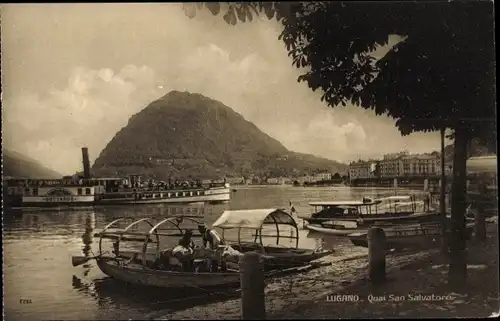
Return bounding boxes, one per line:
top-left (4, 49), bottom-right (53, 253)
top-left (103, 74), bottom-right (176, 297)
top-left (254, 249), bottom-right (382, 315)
top-left (348, 222), bottom-right (476, 249)
top-left (73, 215), bottom-right (242, 290)
top-left (301, 195), bottom-right (439, 226)
top-left (212, 208), bottom-right (333, 270)
top-left (3, 178), bottom-right (110, 210)
top-left (302, 196), bottom-right (441, 236)
top-left (4, 178), bottom-right (231, 210)
top-left (4, 147), bottom-right (231, 210)
top-left (306, 221), bottom-right (371, 236)
top-left (97, 183), bottom-right (230, 206)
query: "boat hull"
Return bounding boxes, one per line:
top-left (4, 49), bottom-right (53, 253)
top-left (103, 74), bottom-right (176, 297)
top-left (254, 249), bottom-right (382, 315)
top-left (6, 187), bottom-right (231, 209)
top-left (303, 211), bottom-right (441, 226)
top-left (229, 243), bottom-right (332, 270)
top-left (348, 223), bottom-right (476, 249)
top-left (97, 187), bottom-right (231, 206)
top-left (96, 258), bottom-right (241, 290)
top-left (306, 224), bottom-right (367, 236)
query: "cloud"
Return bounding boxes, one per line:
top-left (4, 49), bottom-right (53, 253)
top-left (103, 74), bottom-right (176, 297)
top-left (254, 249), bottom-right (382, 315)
top-left (3, 65), bottom-right (162, 174)
top-left (2, 4), bottom-right (443, 175)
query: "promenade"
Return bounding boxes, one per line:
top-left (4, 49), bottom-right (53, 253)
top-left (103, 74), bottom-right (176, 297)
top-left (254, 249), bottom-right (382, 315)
top-left (161, 227), bottom-right (498, 320)
top-left (272, 230), bottom-right (499, 319)
top-left (160, 250), bottom-right (437, 319)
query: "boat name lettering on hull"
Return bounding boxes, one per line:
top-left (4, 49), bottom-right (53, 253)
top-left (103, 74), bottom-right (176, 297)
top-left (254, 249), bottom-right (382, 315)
top-left (43, 196), bottom-right (77, 202)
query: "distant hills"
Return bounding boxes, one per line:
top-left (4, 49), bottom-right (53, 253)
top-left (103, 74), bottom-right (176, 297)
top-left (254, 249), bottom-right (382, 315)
top-left (92, 91), bottom-right (348, 180)
top-left (3, 149), bottom-right (62, 179)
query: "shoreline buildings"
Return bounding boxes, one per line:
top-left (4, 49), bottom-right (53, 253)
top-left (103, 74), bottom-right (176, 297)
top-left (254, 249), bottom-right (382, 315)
top-left (349, 152), bottom-right (453, 186)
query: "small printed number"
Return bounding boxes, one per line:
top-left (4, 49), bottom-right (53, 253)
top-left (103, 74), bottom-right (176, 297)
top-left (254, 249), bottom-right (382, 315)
top-left (20, 299), bottom-right (32, 304)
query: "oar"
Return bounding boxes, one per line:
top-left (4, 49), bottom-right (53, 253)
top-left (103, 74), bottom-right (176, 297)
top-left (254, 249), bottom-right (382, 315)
top-left (72, 255), bottom-right (100, 267)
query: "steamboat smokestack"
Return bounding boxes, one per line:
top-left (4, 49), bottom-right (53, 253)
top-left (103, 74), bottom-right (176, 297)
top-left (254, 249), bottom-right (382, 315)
top-left (82, 147), bottom-right (91, 179)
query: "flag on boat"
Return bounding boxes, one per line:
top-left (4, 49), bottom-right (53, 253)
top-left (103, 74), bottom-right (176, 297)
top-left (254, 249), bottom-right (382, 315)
top-left (289, 201), bottom-right (297, 213)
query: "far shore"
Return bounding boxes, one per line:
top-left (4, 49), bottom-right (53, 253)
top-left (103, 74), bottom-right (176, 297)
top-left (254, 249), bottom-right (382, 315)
top-left (231, 184), bottom-right (426, 190)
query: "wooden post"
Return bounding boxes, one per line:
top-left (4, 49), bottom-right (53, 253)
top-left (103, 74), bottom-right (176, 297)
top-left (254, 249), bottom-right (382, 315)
top-left (240, 251), bottom-right (266, 320)
top-left (368, 227), bottom-right (386, 284)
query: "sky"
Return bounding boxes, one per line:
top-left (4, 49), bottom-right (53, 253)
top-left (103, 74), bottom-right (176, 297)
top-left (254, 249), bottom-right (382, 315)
top-left (1, 3), bottom-right (448, 175)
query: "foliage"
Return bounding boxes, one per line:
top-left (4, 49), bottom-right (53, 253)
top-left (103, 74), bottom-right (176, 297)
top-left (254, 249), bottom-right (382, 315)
top-left (186, 1), bottom-right (495, 286)
top-left (185, 2), bottom-right (495, 140)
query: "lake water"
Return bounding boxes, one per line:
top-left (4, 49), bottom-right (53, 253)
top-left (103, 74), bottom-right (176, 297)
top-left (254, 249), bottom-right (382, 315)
top-left (3, 185), bottom-right (426, 321)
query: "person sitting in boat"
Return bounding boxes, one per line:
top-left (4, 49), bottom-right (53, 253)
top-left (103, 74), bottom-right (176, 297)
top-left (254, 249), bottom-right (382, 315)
top-left (178, 229), bottom-right (196, 250)
top-left (173, 229), bottom-right (196, 271)
top-left (198, 224), bottom-right (225, 272)
top-left (362, 197), bottom-right (372, 203)
top-left (152, 249), bottom-right (175, 270)
top-left (198, 224), bottom-right (224, 249)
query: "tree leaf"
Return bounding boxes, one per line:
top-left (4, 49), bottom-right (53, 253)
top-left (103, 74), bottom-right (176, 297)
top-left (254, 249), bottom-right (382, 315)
top-left (236, 7), bottom-right (246, 22)
top-left (183, 3), bottom-right (197, 19)
top-left (223, 8), bottom-right (237, 25)
top-left (206, 3), bottom-right (221, 16)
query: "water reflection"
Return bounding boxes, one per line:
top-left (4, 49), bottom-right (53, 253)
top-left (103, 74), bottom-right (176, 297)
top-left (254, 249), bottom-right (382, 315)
top-left (70, 274), bottom-right (240, 320)
top-left (82, 213), bottom-right (96, 275)
top-left (4, 186), bottom-right (423, 320)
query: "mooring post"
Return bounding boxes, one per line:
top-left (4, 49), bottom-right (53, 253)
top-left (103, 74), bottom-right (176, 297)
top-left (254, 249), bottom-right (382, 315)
top-left (240, 251), bottom-right (266, 320)
top-left (368, 227), bottom-right (386, 284)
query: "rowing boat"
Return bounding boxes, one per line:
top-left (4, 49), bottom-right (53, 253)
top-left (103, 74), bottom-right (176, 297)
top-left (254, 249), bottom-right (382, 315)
top-left (72, 215), bottom-right (242, 290)
top-left (212, 208), bottom-right (333, 270)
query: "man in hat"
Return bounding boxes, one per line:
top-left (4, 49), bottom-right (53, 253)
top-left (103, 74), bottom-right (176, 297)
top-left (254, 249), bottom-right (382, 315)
top-left (198, 223), bottom-right (225, 272)
top-left (198, 224), bottom-right (224, 249)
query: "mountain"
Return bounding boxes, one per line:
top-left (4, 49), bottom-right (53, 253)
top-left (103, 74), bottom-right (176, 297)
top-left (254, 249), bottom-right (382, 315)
top-left (3, 149), bottom-right (62, 179)
top-left (92, 91), bottom-right (347, 180)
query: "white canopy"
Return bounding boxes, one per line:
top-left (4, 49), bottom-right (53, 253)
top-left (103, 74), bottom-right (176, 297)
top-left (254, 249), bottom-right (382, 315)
top-left (212, 208), bottom-right (296, 229)
top-left (467, 156), bottom-right (497, 174)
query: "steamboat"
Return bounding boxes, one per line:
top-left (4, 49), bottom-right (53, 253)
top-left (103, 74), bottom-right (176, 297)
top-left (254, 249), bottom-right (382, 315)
top-left (3, 148), bottom-right (231, 210)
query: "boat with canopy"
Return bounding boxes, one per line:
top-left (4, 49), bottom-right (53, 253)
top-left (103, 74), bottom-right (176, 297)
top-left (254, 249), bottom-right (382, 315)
top-left (72, 215), bottom-right (243, 290)
top-left (302, 196), bottom-right (439, 225)
top-left (303, 196), bottom-right (440, 236)
top-left (212, 208), bottom-right (332, 270)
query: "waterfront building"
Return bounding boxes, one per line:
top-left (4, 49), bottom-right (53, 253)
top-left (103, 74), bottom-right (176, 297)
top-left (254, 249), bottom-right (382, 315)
top-left (296, 175), bottom-right (316, 184)
top-left (400, 154), bottom-right (440, 177)
top-left (313, 172), bottom-right (332, 181)
top-left (349, 152), bottom-right (445, 182)
top-left (379, 157), bottom-right (402, 178)
top-left (266, 177), bottom-right (291, 185)
top-left (348, 161), bottom-right (377, 181)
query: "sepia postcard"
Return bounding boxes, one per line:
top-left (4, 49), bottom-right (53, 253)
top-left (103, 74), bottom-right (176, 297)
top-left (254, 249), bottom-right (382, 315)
top-left (1, 2), bottom-right (498, 320)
